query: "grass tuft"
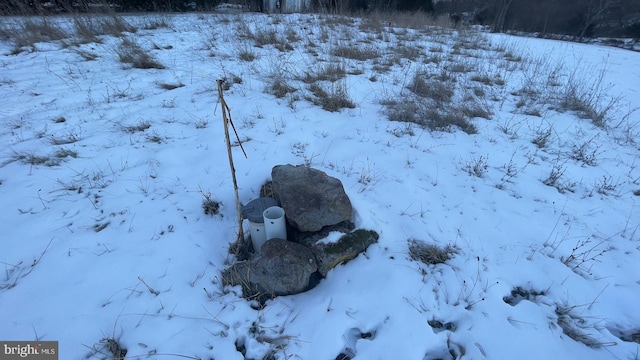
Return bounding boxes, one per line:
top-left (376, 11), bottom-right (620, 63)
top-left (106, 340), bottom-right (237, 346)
top-left (156, 81), bottom-right (184, 90)
top-left (123, 120), bottom-right (151, 133)
top-left (50, 132), bottom-right (81, 145)
top-left (383, 99), bottom-right (477, 134)
top-left (503, 286), bottom-right (547, 306)
top-left (301, 62), bottom-right (346, 83)
top-left (408, 73), bottom-right (454, 102)
top-left (11, 151), bottom-right (61, 167)
top-left (307, 82), bottom-right (355, 112)
top-left (140, 15), bottom-right (173, 30)
top-left (117, 37), bottom-right (164, 69)
top-left (331, 45), bottom-right (378, 61)
top-left (237, 45), bottom-right (257, 61)
top-left (408, 239), bottom-right (455, 265)
top-left (267, 75), bottom-right (296, 99)
top-left (202, 192), bottom-right (220, 216)
top-left (555, 306), bottom-right (605, 348)
top-left (1, 17), bottom-right (68, 53)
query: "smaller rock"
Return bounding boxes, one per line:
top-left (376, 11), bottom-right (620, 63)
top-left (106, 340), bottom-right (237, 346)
top-left (312, 229), bottom-right (379, 277)
top-left (222, 239), bottom-right (318, 301)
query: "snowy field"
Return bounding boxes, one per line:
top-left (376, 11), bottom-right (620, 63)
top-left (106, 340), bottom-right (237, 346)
top-left (0, 10), bottom-right (639, 360)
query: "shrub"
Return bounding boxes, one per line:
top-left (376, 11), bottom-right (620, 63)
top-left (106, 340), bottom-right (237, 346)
top-left (532, 124), bottom-right (553, 148)
top-left (463, 155), bottom-right (489, 178)
top-left (571, 136), bottom-right (599, 166)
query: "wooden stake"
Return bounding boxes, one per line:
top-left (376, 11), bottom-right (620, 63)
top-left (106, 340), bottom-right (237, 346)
top-left (216, 79), bottom-right (247, 246)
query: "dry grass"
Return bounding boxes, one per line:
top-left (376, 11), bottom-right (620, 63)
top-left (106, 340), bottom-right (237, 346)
top-left (237, 45), bottom-right (257, 61)
top-left (267, 75), bottom-right (297, 99)
top-left (300, 62), bottom-right (347, 83)
top-left (503, 286), bottom-right (547, 306)
top-left (239, 23), bottom-right (294, 52)
top-left (116, 37), bottom-right (165, 69)
top-left (139, 15), bottom-right (173, 30)
top-left (156, 81), bottom-right (184, 90)
top-left (364, 10), bottom-right (451, 30)
top-left (408, 72), bottom-right (454, 102)
top-left (1, 17), bottom-right (68, 53)
top-left (393, 44), bottom-right (422, 61)
top-left (102, 337), bottom-right (127, 360)
top-left (9, 151), bottom-right (61, 167)
top-left (555, 306), bottom-right (605, 348)
top-left (122, 120), bottom-right (151, 133)
top-left (428, 109), bottom-right (478, 134)
top-left (98, 14), bottom-right (137, 36)
top-left (382, 96), bottom-right (478, 134)
top-left (332, 45), bottom-right (379, 61)
top-left (307, 82), bottom-right (355, 112)
top-left (408, 239), bottom-right (455, 265)
top-left (71, 15), bottom-right (101, 43)
top-left (515, 54), bottom-right (623, 128)
top-left (50, 132), bottom-right (81, 145)
top-left (53, 148), bottom-right (78, 159)
top-left (69, 47), bottom-right (99, 61)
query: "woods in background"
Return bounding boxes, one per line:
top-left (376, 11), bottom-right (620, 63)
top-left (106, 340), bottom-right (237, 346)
top-left (434, 0), bottom-right (640, 38)
top-left (1, 0), bottom-right (639, 38)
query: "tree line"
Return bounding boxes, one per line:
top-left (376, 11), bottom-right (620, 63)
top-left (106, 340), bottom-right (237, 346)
top-left (0, 0), bottom-right (222, 13)
top-left (1, 0), bottom-right (639, 38)
top-left (432, 0), bottom-right (640, 38)
top-left (342, 0), bottom-right (639, 38)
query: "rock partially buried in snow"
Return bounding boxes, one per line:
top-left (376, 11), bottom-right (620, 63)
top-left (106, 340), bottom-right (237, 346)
top-left (310, 229), bottom-right (379, 277)
top-left (271, 164), bottom-right (352, 232)
top-left (222, 238), bottom-right (318, 300)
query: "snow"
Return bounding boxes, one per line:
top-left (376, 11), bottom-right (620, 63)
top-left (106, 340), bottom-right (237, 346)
top-left (0, 11), bottom-right (639, 360)
top-left (315, 231), bottom-right (345, 245)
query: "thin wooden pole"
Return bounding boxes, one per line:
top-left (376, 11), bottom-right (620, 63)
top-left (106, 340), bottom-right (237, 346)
top-left (216, 79), bottom-right (246, 246)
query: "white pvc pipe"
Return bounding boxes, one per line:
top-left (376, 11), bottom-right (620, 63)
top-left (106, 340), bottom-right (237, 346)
top-left (263, 206), bottom-right (287, 241)
top-left (247, 220), bottom-right (267, 252)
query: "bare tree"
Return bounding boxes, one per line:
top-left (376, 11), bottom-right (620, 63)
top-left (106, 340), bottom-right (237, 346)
top-left (577, 0), bottom-right (619, 38)
top-left (491, 0), bottom-right (513, 32)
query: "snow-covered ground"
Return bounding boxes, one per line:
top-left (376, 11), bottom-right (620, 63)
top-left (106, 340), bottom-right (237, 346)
top-left (0, 11), bottom-right (639, 360)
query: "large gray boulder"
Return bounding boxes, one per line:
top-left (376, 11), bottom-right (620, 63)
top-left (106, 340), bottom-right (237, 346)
top-left (271, 165), bottom-right (352, 232)
top-left (222, 239), bottom-right (318, 300)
